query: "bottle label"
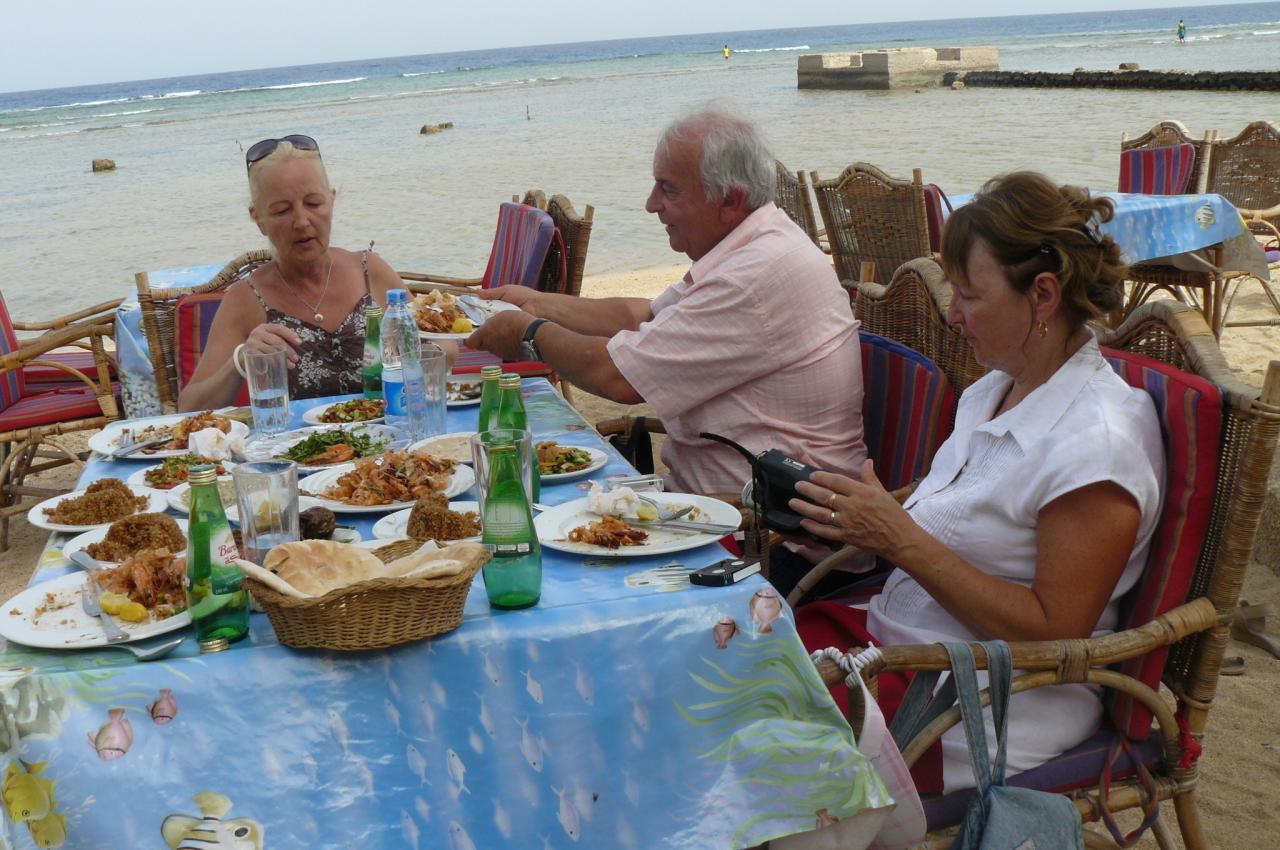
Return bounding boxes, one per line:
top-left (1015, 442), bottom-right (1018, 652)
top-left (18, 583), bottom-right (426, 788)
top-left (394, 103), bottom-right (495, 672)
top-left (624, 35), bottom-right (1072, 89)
top-left (488, 542), bottom-right (531, 556)
top-left (384, 368), bottom-right (406, 416)
top-left (362, 345), bottom-right (379, 368)
top-left (208, 525), bottom-right (243, 594)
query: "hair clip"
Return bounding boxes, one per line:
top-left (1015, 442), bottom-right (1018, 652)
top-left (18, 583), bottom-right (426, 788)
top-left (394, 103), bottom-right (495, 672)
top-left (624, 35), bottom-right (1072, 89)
top-left (1083, 217), bottom-right (1105, 245)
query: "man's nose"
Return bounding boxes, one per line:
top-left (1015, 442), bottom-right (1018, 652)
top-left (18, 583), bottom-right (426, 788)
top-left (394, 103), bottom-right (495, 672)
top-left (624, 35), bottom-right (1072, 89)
top-left (644, 186), bottom-right (661, 214)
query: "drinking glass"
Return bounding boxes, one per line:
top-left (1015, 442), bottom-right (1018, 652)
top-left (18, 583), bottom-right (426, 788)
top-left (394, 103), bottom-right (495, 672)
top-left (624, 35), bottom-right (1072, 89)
top-left (420, 344), bottom-right (448, 438)
top-left (470, 429), bottom-right (534, 512)
top-left (232, 460), bottom-right (299, 564)
top-left (233, 344), bottom-right (290, 435)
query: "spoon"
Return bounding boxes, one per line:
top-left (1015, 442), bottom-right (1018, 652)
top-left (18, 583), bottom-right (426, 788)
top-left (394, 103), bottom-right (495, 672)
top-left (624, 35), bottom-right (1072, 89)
top-left (98, 636), bottom-right (185, 662)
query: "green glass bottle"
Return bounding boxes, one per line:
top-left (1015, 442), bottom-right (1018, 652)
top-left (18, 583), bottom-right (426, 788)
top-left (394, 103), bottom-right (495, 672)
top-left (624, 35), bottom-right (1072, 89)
top-left (495, 373), bottom-right (540, 501)
top-left (481, 442), bottom-right (542, 609)
top-left (476, 365), bottom-right (503, 432)
top-left (185, 464), bottom-right (249, 652)
top-left (362, 304), bottom-right (384, 400)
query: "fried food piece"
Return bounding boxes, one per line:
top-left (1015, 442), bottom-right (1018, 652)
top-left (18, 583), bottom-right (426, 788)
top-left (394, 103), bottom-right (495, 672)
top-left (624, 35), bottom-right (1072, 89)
top-left (299, 507), bottom-right (337, 540)
top-left (169, 411), bottom-right (232, 449)
top-left (406, 494), bottom-right (480, 541)
top-left (93, 548), bottom-right (186, 618)
top-left (317, 450), bottom-right (457, 506)
top-left (43, 478), bottom-right (147, 526)
top-left (567, 516), bottom-right (648, 549)
top-left (306, 443), bottom-right (356, 466)
top-left (85, 512), bottom-right (185, 562)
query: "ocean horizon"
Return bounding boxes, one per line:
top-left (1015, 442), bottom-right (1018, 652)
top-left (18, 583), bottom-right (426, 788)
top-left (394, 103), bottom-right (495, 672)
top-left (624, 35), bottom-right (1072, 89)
top-left (3, 1), bottom-right (1279, 315)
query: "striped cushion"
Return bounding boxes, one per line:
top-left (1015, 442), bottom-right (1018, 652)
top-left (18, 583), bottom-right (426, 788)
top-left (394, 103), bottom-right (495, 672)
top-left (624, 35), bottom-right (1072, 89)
top-left (175, 293), bottom-right (249, 406)
top-left (481, 203), bottom-right (556, 289)
top-left (1118, 144), bottom-right (1197, 195)
top-left (1102, 349), bottom-right (1222, 740)
top-left (922, 722), bottom-right (1164, 829)
top-left (22, 349), bottom-right (117, 385)
top-left (922, 184), bottom-right (952, 254)
top-left (451, 347), bottom-right (550, 377)
top-left (859, 333), bottom-right (956, 492)
top-left (0, 291), bottom-right (26, 410)
top-left (0, 383), bottom-right (117, 432)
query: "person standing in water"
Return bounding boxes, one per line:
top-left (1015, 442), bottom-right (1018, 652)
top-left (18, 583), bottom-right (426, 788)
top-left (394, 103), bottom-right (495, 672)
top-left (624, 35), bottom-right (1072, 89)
top-left (1178, 19), bottom-right (1187, 44)
top-left (723, 44), bottom-right (731, 60)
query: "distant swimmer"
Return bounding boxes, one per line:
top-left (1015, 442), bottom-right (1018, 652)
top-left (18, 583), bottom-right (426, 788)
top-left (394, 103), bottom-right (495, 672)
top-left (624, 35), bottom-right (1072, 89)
top-left (526, 105), bottom-right (532, 121)
top-left (1178, 19), bottom-right (1186, 44)
top-left (723, 44), bottom-right (731, 60)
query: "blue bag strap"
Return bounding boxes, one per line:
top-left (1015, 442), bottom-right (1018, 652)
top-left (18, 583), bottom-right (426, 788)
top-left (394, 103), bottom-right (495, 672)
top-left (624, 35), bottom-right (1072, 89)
top-left (943, 641), bottom-right (994, 794)
top-left (888, 666), bottom-right (955, 751)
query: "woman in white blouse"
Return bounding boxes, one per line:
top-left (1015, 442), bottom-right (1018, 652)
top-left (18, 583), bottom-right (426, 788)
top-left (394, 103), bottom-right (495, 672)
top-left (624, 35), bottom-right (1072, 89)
top-left (793, 172), bottom-right (1165, 792)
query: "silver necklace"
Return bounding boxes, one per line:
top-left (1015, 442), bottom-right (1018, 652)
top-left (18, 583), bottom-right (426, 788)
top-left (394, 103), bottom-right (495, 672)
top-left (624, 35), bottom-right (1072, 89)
top-left (276, 254), bottom-right (333, 323)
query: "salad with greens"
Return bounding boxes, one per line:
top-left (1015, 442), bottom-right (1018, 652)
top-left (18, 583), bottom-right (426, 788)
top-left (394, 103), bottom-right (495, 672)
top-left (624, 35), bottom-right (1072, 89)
top-left (277, 427), bottom-right (390, 466)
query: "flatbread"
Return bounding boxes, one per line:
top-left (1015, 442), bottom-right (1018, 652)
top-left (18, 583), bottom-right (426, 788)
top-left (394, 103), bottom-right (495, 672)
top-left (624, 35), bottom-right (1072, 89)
top-left (382, 542), bottom-right (490, 580)
top-left (235, 559), bottom-right (309, 599)
top-left (261, 540), bottom-right (385, 597)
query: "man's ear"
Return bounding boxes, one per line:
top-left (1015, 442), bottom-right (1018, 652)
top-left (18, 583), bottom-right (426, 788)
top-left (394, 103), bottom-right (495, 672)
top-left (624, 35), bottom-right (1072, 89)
top-left (719, 186), bottom-right (750, 224)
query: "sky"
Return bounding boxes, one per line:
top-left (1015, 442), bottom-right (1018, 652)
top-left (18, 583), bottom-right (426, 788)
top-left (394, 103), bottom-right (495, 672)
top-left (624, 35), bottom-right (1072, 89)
top-left (3, 0), bottom-right (1267, 93)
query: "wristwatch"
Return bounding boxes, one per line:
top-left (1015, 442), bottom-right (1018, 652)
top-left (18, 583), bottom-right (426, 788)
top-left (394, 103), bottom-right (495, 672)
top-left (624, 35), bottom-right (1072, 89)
top-left (520, 318), bottom-right (550, 361)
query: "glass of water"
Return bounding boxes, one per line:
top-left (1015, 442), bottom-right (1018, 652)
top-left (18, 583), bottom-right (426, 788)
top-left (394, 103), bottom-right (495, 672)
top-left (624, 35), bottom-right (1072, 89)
top-left (233, 343), bottom-right (290, 435)
top-left (231, 460), bottom-right (299, 565)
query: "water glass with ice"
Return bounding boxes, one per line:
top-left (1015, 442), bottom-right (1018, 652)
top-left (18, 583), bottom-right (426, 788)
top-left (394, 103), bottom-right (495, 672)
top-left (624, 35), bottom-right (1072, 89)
top-left (233, 343), bottom-right (290, 435)
top-left (232, 460), bottom-right (299, 564)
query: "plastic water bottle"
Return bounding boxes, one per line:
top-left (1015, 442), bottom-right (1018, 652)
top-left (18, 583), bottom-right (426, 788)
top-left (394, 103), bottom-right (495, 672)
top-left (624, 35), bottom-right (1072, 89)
top-left (381, 289), bottom-right (427, 437)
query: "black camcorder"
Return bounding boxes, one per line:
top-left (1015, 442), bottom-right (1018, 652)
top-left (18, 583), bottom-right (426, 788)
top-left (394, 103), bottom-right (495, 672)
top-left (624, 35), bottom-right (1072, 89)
top-left (700, 432), bottom-right (823, 536)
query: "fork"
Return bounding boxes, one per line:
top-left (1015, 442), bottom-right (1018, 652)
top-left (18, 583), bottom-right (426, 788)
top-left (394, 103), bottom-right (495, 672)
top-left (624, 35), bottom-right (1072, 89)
top-left (80, 580), bottom-right (131, 643)
top-left (636, 495), bottom-right (693, 522)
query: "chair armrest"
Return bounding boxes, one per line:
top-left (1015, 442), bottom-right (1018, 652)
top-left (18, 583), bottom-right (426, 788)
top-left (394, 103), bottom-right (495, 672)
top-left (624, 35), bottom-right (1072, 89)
top-left (1, 318), bottom-right (115, 371)
top-left (595, 416), bottom-right (667, 438)
top-left (398, 272), bottom-right (484, 290)
top-left (10, 298), bottom-right (123, 332)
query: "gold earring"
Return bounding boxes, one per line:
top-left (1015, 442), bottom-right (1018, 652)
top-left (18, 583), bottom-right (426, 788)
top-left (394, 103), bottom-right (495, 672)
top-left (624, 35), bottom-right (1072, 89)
top-left (1037, 320), bottom-right (1049, 338)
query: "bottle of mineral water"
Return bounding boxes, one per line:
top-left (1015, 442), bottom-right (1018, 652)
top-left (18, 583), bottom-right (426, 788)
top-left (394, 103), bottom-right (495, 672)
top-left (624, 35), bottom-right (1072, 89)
top-left (495, 373), bottom-right (540, 502)
top-left (362, 304), bottom-right (383, 400)
top-left (381, 290), bottom-right (427, 436)
top-left (476, 365), bottom-right (503, 432)
top-left (185, 464), bottom-right (249, 652)
top-left (481, 441), bottom-right (542, 609)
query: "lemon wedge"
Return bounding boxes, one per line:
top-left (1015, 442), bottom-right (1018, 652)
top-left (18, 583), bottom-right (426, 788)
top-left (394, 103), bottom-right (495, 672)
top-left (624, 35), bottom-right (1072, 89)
top-left (451, 316), bottom-right (474, 334)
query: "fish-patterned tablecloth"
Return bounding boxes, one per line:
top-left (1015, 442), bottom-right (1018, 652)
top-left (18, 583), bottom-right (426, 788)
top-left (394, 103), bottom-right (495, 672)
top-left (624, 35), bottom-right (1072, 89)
top-left (0, 380), bottom-right (891, 849)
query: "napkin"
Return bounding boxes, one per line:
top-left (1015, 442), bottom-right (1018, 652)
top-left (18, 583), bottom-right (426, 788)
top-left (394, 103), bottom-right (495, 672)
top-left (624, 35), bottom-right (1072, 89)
top-left (189, 427), bottom-right (245, 461)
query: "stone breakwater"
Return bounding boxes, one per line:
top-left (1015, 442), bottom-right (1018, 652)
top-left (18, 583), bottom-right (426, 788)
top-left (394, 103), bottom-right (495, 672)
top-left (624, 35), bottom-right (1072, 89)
top-left (943, 69), bottom-right (1280, 92)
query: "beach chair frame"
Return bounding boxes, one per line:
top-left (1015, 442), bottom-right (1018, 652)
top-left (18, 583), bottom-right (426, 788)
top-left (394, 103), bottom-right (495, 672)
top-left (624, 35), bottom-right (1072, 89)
top-left (813, 301), bottom-right (1280, 850)
top-left (773, 160), bottom-right (824, 249)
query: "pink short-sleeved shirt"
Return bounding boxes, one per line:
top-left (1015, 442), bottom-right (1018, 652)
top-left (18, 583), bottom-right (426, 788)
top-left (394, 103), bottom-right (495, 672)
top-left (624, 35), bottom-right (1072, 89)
top-left (607, 203), bottom-right (867, 494)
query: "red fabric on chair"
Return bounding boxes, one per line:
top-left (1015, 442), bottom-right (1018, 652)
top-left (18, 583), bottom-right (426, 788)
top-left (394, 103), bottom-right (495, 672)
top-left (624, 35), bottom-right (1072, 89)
top-left (0, 292), bottom-right (27, 410)
top-left (0, 383), bottom-right (118, 432)
top-left (922, 184), bottom-right (952, 254)
top-left (22, 349), bottom-right (117, 385)
top-left (174, 293), bottom-right (250, 407)
top-left (1101, 348), bottom-right (1223, 740)
top-left (1118, 144), bottom-right (1197, 195)
top-left (481, 203), bottom-right (557, 289)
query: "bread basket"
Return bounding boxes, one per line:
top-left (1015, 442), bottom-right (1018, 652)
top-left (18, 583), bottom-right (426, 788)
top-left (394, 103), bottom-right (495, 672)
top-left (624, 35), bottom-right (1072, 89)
top-left (246, 539), bottom-right (484, 650)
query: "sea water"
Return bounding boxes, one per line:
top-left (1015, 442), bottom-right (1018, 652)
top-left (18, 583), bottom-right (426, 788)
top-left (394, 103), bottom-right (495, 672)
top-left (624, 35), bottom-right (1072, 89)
top-left (3, 3), bottom-right (1280, 316)
top-left (249, 388), bottom-right (289, 436)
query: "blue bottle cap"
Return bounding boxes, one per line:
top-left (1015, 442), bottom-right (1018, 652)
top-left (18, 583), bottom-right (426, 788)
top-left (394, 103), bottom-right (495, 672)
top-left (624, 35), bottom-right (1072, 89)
top-left (387, 289), bottom-right (408, 305)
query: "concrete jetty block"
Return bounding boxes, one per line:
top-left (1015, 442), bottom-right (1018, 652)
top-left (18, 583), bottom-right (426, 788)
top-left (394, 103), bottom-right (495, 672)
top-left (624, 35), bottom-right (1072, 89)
top-left (797, 46), bottom-right (998, 90)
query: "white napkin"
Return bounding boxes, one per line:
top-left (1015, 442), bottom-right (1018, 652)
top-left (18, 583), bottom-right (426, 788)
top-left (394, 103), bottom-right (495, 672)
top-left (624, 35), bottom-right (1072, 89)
top-left (188, 427), bottom-right (245, 461)
top-left (586, 481), bottom-right (644, 518)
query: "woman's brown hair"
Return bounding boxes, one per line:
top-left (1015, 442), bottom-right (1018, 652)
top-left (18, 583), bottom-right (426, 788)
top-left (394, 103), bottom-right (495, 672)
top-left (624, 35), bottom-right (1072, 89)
top-left (940, 172), bottom-right (1127, 328)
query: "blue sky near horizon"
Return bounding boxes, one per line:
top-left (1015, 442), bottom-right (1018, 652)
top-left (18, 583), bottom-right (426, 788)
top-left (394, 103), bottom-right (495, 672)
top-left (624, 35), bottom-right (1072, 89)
top-left (4, 0), bottom-right (1268, 93)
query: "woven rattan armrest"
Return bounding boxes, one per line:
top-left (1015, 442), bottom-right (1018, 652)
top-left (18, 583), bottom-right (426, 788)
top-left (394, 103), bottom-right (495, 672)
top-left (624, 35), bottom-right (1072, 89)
top-left (10, 298), bottom-right (123, 333)
top-left (398, 272), bottom-right (483, 289)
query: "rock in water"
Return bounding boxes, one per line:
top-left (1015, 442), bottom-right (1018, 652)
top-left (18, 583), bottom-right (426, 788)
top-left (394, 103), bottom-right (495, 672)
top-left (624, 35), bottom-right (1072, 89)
top-left (92, 159), bottom-right (116, 172)
top-left (1118, 62), bottom-right (1140, 71)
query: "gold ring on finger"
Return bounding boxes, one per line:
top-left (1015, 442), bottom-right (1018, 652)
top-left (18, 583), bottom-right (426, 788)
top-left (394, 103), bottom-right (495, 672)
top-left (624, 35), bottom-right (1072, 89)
top-left (829, 510), bottom-right (836, 524)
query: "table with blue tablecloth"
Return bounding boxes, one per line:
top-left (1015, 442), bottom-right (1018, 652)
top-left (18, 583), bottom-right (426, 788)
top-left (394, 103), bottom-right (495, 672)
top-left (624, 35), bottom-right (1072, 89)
top-left (0, 380), bottom-right (891, 849)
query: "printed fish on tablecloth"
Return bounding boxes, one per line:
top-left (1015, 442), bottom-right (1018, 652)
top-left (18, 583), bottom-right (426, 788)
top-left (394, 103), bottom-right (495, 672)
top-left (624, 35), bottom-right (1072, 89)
top-left (148, 689), bottom-right (179, 725)
top-left (162, 791), bottom-right (262, 850)
top-left (3, 760), bottom-right (66, 848)
top-left (86, 708), bottom-right (133, 761)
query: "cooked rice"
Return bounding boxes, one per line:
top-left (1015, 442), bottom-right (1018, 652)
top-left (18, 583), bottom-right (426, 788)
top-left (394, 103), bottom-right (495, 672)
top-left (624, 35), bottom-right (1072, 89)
top-left (43, 478), bottom-right (147, 525)
top-left (85, 512), bottom-right (186, 562)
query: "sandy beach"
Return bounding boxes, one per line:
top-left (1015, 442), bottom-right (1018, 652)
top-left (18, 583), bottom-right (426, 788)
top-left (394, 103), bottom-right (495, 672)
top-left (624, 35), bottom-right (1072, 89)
top-left (7, 264), bottom-right (1280, 848)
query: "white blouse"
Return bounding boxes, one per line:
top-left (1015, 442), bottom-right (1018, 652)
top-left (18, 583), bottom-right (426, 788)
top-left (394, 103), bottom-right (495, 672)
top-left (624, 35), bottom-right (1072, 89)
top-left (866, 335), bottom-right (1165, 791)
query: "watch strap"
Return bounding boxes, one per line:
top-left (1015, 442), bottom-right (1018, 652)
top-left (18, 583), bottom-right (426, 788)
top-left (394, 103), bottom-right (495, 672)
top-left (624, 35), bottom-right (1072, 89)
top-left (523, 318), bottom-right (550, 360)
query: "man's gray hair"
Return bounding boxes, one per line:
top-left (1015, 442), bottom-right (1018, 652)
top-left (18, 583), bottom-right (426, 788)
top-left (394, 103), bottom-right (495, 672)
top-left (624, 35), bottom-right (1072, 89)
top-left (657, 108), bottom-right (776, 210)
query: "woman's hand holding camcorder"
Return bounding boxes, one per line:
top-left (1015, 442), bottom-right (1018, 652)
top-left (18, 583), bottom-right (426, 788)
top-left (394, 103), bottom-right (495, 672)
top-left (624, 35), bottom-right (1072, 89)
top-left (790, 460), bottom-right (922, 561)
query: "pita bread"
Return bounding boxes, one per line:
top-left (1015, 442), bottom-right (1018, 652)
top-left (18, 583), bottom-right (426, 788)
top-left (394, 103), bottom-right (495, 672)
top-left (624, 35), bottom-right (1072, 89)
top-left (382, 542), bottom-right (490, 581)
top-left (262, 540), bottom-right (385, 596)
top-left (235, 559), bottom-right (308, 599)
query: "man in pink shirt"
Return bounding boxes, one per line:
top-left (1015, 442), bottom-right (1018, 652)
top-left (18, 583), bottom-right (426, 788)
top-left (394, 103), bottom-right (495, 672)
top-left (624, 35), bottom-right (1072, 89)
top-left (467, 108), bottom-right (866, 496)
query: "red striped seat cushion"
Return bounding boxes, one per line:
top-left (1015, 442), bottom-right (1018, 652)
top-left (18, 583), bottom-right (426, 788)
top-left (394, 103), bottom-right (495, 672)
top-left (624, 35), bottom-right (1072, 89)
top-left (0, 383), bottom-right (118, 432)
top-left (450, 347), bottom-right (551, 377)
top-left (1118, 144), bottom-right (1197, 195)
top-left (0, 292), bottom-right (27, 410)
top-left (481, 203), bottom-right (557, 289)
top-left (22, 349), bottom-right (117, 385)
top-left (922, 184), bottom-right (952, 255)
top-left (859, 333), bottom-right (956, 491)
top-left (1101, 348), bottom-right (1222, 740)
top-left (174, 293), bottom-right (250, 407)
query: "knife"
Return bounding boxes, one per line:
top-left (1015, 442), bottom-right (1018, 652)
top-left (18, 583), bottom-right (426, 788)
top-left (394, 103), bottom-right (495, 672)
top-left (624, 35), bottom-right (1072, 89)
top-left (634, 519), bottom-right (740, 536)
top-left (68, 550), bottom-right (130, 643)
top-left (110, 434), bottom-right (170, 459)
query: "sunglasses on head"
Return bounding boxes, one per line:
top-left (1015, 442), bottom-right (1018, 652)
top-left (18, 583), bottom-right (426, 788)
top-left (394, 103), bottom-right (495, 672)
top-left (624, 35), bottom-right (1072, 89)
top-left (245, 135), bottom-right (320, 171)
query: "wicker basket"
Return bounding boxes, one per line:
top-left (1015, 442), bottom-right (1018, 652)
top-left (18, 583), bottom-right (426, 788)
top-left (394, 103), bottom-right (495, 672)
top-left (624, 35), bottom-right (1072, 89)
top-left (246, 539), bottom-right (485, 651)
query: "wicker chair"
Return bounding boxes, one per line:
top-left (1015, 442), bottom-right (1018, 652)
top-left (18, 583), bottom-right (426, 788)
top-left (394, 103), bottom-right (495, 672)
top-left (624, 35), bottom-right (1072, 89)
top-left (135, 250), bottom-right (272, 413)
top-left (774, 161), bottom-right (823, 248)
top-left (1120, 120), bottom-right (1215, 193)
top-left (853, 258), bottom-right (986, 395)
top-left (1205, 121), bottom-right (1280, 328)
top-left (813, 301), bottom-right (1280, 850)
top-left (0, 296), bottom-right (121, 550)
top-left (810, 163), bottom-right (932, 288)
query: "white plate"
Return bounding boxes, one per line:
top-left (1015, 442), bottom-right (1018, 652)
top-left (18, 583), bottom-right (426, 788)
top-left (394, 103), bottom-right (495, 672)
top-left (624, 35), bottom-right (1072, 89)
top-left (63, 517), bottom-right (189, 566)
top-left (298, 463), bottom-right (475, 513)
top-left (0, 571), bottom-right (191, 650)
top-left (243, 423), bottom-right (403, 472)
top-left (534, 492), bottom-right (740, 557)
top-left (447, 376), bottom-right (483, 407)
top-left (372, 501), bottom-right (481, 541)
top-left (26, 485), bottom-right (170, 533)
top-left (408, 432), bottom-right (478, 464)
top-left (538, 445), bottom-right (609, 482)
top-left (301, 399), bottom-right (386, 426)
top-left (418, 298), bottom-right (522, 340)
top-left (165, 480), bottom-right (241, 515)
top-left (88, 414), bottom-right (249, 460)
top-left (127, 460), bottom-right (235, 493)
